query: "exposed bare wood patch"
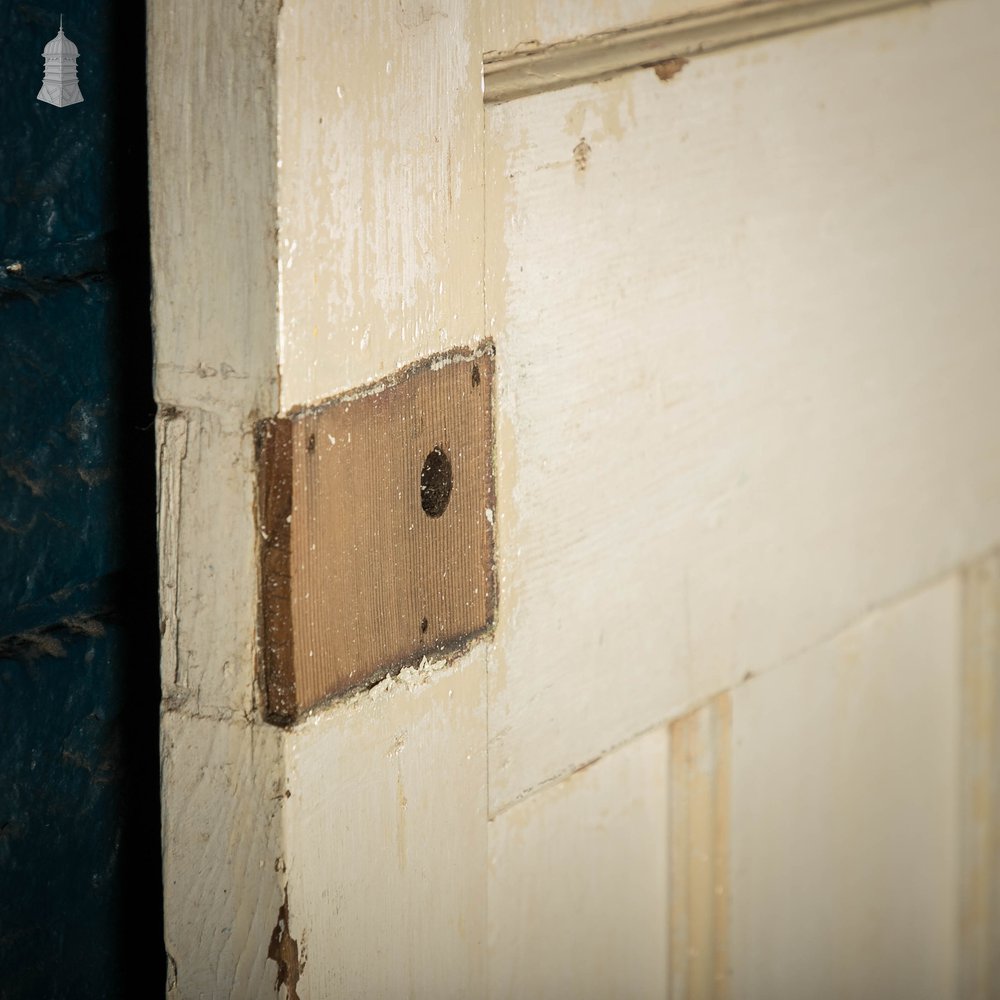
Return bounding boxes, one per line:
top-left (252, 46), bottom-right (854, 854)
top-left (257, 346), bottom-right (495, 721)
top-left (960, 551), bottom-right (1000, 1000)
top-left (670, 694), bottom-right (732, 1000)
top-left (268, 890), bottom-right (303, 1000)
top-left (652, 56), bottom-right (687, 81)
top-left (257, 419), bottom-right (295, 720)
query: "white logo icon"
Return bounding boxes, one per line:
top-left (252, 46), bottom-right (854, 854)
top-left (37, 15), bottom-right (83, 108)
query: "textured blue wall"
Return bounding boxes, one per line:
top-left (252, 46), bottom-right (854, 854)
top-left (0, 2), bottom-right (162, 995)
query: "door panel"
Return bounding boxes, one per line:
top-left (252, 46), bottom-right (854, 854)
top-left (485, 0), bottom-right (1000, 814)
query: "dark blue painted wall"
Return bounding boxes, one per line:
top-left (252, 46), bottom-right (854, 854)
top-left (1, 2), bottom-right (162, 996)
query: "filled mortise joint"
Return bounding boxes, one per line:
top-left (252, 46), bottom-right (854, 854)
top-left (256, 344), bottom-right (496, 723)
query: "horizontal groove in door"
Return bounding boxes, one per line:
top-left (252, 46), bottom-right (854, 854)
top-left (483, 0), bottom-right (939, 103)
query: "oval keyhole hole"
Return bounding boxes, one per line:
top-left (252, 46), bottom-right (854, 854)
top-left (420, 446), bottom-right (452, 518)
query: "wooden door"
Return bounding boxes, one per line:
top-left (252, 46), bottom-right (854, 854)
top-left (151, 0), bottom-right (1000, 995)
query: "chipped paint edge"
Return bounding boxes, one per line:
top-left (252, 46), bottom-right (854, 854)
top-left (282, 340), bottom-right (496, 419)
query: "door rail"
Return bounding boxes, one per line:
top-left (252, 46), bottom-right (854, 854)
top-left (484, 0), bottom-right (940, 103)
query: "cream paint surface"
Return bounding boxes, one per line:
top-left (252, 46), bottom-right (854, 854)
top-left (488, 726), bottom-right (669, 999)
top-left (273, 11), bottom-right (492, 987)
top-left (148, 0), bottom-right (279, 415)
top-left (149, 3), bottom-right (290, 994)
top-left (669, 695), bottom-right (732, 1000)
top-left (282, 647), bottom-right (488, 998)
top-left (485, 0), bottom-right (1000, 812)
top-left (959, 553), bottom-right (1000, 998)
top-left (484, 0), bottom-right (746, 56)
top-left (730, 577), bottom-right (961, 999)
top-left (275, 0), bottom-right (485, 409)
top-left (160, 712), bottom-right (286, 1000)
top-left (483, 0), bottom-right (931, 105)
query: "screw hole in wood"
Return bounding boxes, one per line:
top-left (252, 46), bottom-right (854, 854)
top-left (420, 446), bottom-right (452, 518)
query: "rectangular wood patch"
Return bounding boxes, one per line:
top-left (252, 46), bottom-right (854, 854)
top-left (257, 346), bottom-right (495, 722)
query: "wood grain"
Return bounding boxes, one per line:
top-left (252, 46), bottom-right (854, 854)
top-left (258, 347), bottom-right (495, 720)
top-left (256, 417), bottom-right (295, 720)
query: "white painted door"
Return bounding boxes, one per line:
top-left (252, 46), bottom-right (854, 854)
top-left (151, 0), bottom-right (1000, 995)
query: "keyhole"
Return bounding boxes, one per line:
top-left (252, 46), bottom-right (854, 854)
top-left (420, 446), bottom-right (452, 518)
